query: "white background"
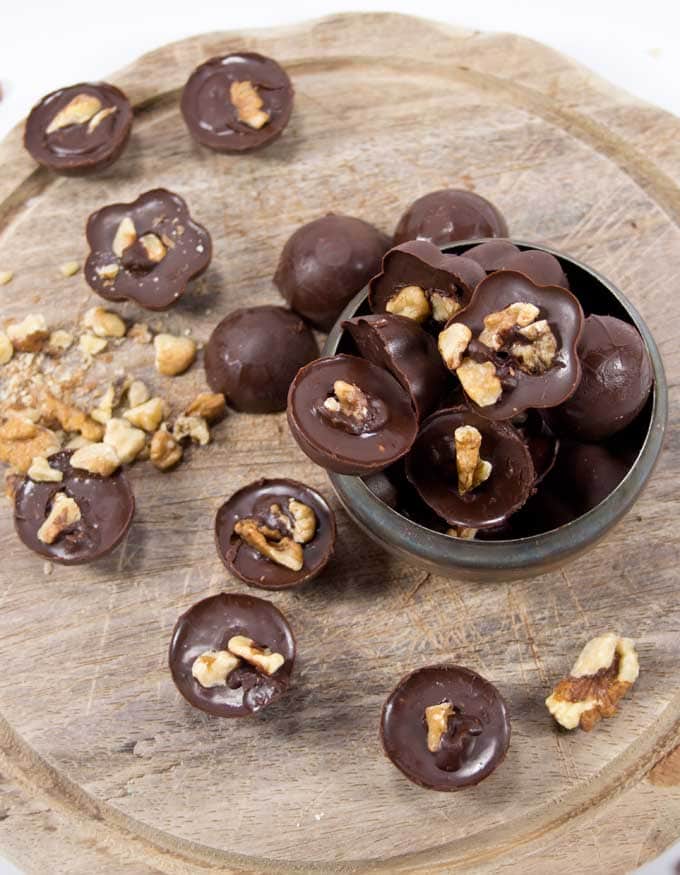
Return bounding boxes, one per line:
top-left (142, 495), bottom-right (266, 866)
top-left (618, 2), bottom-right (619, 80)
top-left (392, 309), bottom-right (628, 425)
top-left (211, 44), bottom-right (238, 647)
top-left (1, 1), bottom-right (679, 873)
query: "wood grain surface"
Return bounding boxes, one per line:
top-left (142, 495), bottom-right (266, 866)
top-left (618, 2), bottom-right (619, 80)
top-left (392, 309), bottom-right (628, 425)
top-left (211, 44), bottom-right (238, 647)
top-left (0, 12), bottom-right (679, 875)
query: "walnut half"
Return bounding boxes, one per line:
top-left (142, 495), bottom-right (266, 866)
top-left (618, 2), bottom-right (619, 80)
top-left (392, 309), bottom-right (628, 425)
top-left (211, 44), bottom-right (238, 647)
top-left (234, 518), bottom-right (304, 572)
top-left (454, 425), bottom-right (492, 495)
top-left (545, 633), bottom-right (640, 731)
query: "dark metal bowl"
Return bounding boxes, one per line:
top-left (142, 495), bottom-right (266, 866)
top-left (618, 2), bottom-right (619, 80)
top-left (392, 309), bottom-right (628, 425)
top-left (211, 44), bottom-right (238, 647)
top-left (322, 239), bottom-right (668, 581)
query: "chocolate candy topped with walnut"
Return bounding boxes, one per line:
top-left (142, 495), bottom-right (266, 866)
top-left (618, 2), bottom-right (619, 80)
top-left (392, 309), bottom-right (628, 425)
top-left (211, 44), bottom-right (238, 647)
top-left (24, 82), bottom-right (133, 175)
top-left (181, 52), bottom-right (294, 153)
top-left (169, 593), bottom-right (296, 717)
top-left (84, 189), bottom-right (211, 310)
top-left (439, 270), bottom-right (584, 420)
top-left (215, 479), bottom-right (336, 589)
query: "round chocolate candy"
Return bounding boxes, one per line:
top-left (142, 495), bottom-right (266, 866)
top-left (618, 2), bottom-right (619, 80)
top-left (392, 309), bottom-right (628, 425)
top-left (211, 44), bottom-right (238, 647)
top-left (405, 406), bottom-right (535, 529)
top-left (205, 306), bottom-right (318, 414)
top-left (369, 241), bottom-right (485, 328)
top-left (181, 53), bottom-right (293, 153)
top-left (465, 241), bottom-right (569, 288)
top-left (215, 478), bottom-right (336, 589)
top-left (84, 189), bottom-right (211, 310)
top-left (381, 664), bottom-right (511, 791)
top-left (24, 82), bottom-right (132, 175)
top-left (393, 189), bottom-right (509, 247)
top-left (169, 593), bottom-right (295, 718)
top-left (13, 450), bottom-right (135, 565)
top-left (441, 270), bottom-right (584, 420)
top-left (342, 314), bottom-right (449, 421)
top-left (274, 214), bottom-right (390, 331)
top-left (287, 354), bottom-right (419, 476)
top-left (546, 315), bottom-right (653, 441)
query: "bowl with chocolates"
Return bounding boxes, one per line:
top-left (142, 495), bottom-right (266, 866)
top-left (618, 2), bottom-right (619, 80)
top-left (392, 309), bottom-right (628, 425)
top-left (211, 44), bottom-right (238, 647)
top-left (296, 239), bottom-right (667, 581)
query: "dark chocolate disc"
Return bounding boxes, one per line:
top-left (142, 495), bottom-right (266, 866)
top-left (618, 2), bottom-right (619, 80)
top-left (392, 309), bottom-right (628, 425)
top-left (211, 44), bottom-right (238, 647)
top-left (381, 664), bottom-right (511, 791)
top-left (444, 270), bottom-right (584, 420)
top-left (405, 406), bottom-right (535, 529)
top-left (274, 213), bottom-right (390, 331)
top-left (369, 241), bottom-right (485, 328)
top-left (342, 314), bottom-right (449, 421)
top-left (393, 190), bottom-right (509, 247)
top-left (181, 53), bottom-right (294, 153)
top-left (84, 188), bottom-right (211, 310)
top-left (13, 450), bottom-right (135, 565)
top-left (204, 306), bottom-right (318, 413)
top-left (215, 478), bottom-right (336, 589)
top-left (24, 82), bottom-right (132, 175)
top-left (287, 354), bottom-right (419, 475)
top-left (546, 315), bottom-right (653, 441)
top-left (169, 593), bottom-right (295, 718)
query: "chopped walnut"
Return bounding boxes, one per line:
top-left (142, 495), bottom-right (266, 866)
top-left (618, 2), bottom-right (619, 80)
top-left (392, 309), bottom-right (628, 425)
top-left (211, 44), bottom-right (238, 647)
top-left (45, 329), bottom-right (74, 355)
top-left (126, 380), bottom-right (150, 409)
top-left (0, 414), bottom-right (61, 473)
top-left (79, 333), bottom-right (108, 357)
top-left (42, 394), bottom-right (103, 442)
top-left (154, 333), bottom-right (196, 376)
top-left (70, 442), bottom-right (120, 477)
top-left (46, 93), bottom-right (102, 133)
top-left (87, 106), bottom-right (117, 133)
top-left (456, 358), bottom-right (502, 407)
top-left (227, 635), bottom-right (284, 676)
top-left (230, 80), bottom-right (270, 129)
top-left (430, 293), bottom-right (460, 323)
top-left (172, 415), bottom-right (209, 446)
top-left (288, 499), bottom-right (317, 544)
top-left (90, 385), bottom-right (116, 425)
top-left (64, 435), bottom-right (92, 451)
top-left (127, 322), bottom-right (152, 344)
top-left (324, 381), bottom-right (369, 421)
top-left (438, 323), bottom-right (472, 371)
top-left (385, 285), bottom-right (430, 323)
top-left (447, 526), bottom-right (478, 540)
top-left (6, 314), bottom-right (49, 352)
top-left (454, 426), bottom-right (492, 495)
top-left (0, 271), bottom-right (13, 286)
top-left (545, 633), bottom-right (640, 731)
top-left (184, 392), bottom-right (226, 423)
top-left (112, 217), bottom-right (137, 257)
top-left (425, 701), bottom-right (454, 752)
top-left (59, 261), bottom-right (80, 278)
top-left (149, 429), bottom-right (183, 471)
top-left (96, 263), bottom-right (120, 281)
top-left (510, 319), bottom-right (558, 374)
top-left (83, 306), bottom-right (126, 338)
top-left (138, 233), bottom-right (167, 263)
top-left (478, 302), bottom-right (539, 351)
top-left (27, 456), bottom-right (63, 483)
top-left (0, 332), bottom-right (13, 365)
top-left (191, 649), bottom-right (241, 688)
top-left (37, 493), bottom-right (81, 544)
top-left (104, 418), bottom-right (146, 464)
top-left (234, 518), bottom-right (304, 571)
top-left (124, 397), bottom-right (166, 432)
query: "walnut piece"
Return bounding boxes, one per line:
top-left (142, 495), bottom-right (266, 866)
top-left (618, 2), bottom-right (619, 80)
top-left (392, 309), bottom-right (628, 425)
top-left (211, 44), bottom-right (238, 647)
top-left (127, 380), bottom-right (150, 408)
top-left (184, 392), bottom-right (226, 423)
top-left (127, 323), bottom-right (152, 344)
top-left (59, 260), bottom-right (80, 278)
top-left (124, 397), bottom-right (166, 432)
top-left (138, 233), bottom-right (167, 263)
top-left (0, 271), bottom-right (13, 286)
top-left (324, 381), bottom-right (368, 421)
top-left (46, 93), bottom-right (102, 133)
top-left (173, 415), bottom-right (209, 446)
top-left (425, 701), bottom-right (454, 752)
top-left (0, 332), bottom-right (13, 365)
top-left (149, 429), bottom-right (183, 471)
top-left (87, 106), bottom-right (116, 133)
top-left (96, 263), bottom-right (120, 281)
top-left (90, 385), bottom-right (117, 425)
top-left (154, 334), bottom-right (196, 376)
top-left (79, 333), bottom-right (108, 357)
top-left (83, 306), bottom-right (126, 338)
top-left (104, 418), bottom-right (146, 464)
top-left (430, 293), bottom-right (460, 323)
top-left (456, 358), bottom-right (502, 407)
top-left (478, 302), bottom-right (539, 351)
top-left (230, 80), bottom-right (270, 129)
top-left (234, 518), bottom-right (304, 571)
top-left (70, 442), bottom-right (120, 477)
top-left (27, 456), bottom-right (63, 483)
top-left (510, 319), bottom-right (558, 374)
top-left (37, 493), bottom-right (81, 544)
top-left (227, 635), bottom-right (284, 676)
top-left (438, 323), bottom-right (472, 371)
top-left (447, 526), bottom-right (478, 540)
top-left (0, 415), bottom-right (61, 473)
top-left (191, 649), bottom-right (241, 688)
top-left (545, 633), bottom-right (639, 731)
top-left (454, 425), bottom-right (492, 495)
top-left (45, 329), bottom-right (74, 355)
top-left (42, 394), bottom-right (103, 442)
top-left (287, 499), bottom-right (317, 544)
top-left (385, 285), bottom-right (430, 323)
top-left (7, 314), bottom-right (49, 352)
top-left (112, 217), bottom-right (137, 258)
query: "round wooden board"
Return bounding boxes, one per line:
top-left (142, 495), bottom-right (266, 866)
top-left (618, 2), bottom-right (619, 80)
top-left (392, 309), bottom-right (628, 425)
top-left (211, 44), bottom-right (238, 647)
top-left (0, 13), bottom-right (679, 875)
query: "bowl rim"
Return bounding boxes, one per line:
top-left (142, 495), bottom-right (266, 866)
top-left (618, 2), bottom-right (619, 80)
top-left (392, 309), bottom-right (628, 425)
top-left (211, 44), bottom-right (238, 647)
top-left (323, 238), bottom-right (668, 572)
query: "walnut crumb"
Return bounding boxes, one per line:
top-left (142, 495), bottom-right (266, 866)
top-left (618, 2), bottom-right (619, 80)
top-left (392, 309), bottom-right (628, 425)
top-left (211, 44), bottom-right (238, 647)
top-left (59, 261), bottom-right (80, 278)
top-left (0, 271), bottom-right (14, 286)
top-left (149, 429), bottom-right (183, 471)
top-left (27, 456), bottom-right (63, 483)
top-left (83, 306), bottom-right (126, 339)
top-left (103, 418), bottom-right (146, 464)
top-left (456, 358), bottom-right (502, 407)
top-left (191, 649), bottom-right (241, 688)
top-left (386, 285), bottom-right (430, 323)
top-left (173, 415), bottom-right (209, 446)
top-left (79, 333), bottom-right (108, 357)
top-left (230, 80), bottom-right (270, 129)
top-left (184, 392), bottom-right (225, 423)
top-left (70, 442), bottom-right (120, 477)
top-left (127, 323), bottom-right (152, 344)
top-left (227, 635), bottom-right (284, 676)
top-left (37, 493), bottom-right (81, 544)
top-left (7, 314), bottom-right (49, 352)
top-left (425, 701), bottom-right (454, 752)
top-left (234, 518), bottom-right (304, 571)
top-left (154, 334), bottom-right (196, 376)
top-left (438, 323), bottom-right (472, 371)
top-left (0, 332), bottom-right (13, 365)
top-left (454, 425), bottom-right (492, 495)
top-left (124, 397), bottom-right (166, 432)
top-left (45, 329), bottom-right (74, 356)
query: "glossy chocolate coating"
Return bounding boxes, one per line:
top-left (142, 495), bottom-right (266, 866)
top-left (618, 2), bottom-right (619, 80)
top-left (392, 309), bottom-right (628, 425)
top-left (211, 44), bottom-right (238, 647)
top-left (205, 306), bottom-right (318, 413)
top-left (547, 315), bottom-right (653, 441)
top-left (274, 214), bottom-right (390, 331)
top-left (287, 354), bottom-right (418, 475)
top-left (13, 450), bottom-right (134, 564)
top-left (406, 406), bottom-right (535, 529)
top-left (181, 53), bottom-right (293, 153)
top-left (85, 189), bottom-right (211, 310)
top-left (215, 478), bottom-right (336, 589)
top-left (393, 190), bottom-right (509, 247)
top-left (381, 664), bottom-right (511, 791)
top-left (369, 240), bottom-right (485, 325)
top-left (24, 82), bottom-right (132, 175)
top-left (465, 241), bottom-right (569, 288)
top-left (513, 410), bottom-right (560, 485)
top-left (169, 593), bottom-right (295, 717)
top-left (447, 270), bottom-right (584, 420)
top-left (342, 314), bottom-right (449, 420)
top-left (464, 240), bottom-right (521, 272)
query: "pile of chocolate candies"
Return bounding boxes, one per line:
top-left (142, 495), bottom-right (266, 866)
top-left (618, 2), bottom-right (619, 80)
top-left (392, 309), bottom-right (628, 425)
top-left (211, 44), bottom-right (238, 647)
top-left (17, 50), bottom-right (651, 792)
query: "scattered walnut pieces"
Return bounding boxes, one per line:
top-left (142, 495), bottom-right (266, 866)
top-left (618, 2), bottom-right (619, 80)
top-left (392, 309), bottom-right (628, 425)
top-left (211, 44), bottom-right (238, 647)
top-left (124, 397), bottom-right (166, 432)
top-left (104, 418), bottom-right (146, 464)
top-left (456, 358), bottom-right (502, 408)
top-left (545, 633), bottom-right (640, 731)
top-left (154, 333), bottom-right (196, 376)
top-left (438, 323), bottom-right (472, 371)
top-left (70, 442), bottom-right (120, 477)
top-left (230, 80), bottom-right (270, 129)
top-left (59, 261), bottom-right (80, 278)
top-left (127, 323), bottom-right (152, 344)
top-left (324, 381), bottom-right (368, 421)
top-left (227, 635), bottom-right (284, 676)
top-left (425, 701), bottom-right (454, 752)
top-left (126, 380), bottom-right (150, 408)
top-left (173, 415), bottom-right (209, 446)
top-left (0, 271), bottom-right (13, 286)
top-left (234, 518), bottom-right (304, 571)
top-left (83, 306), bottom-right (126, 338)
top-left (0, 414), bottom-right (61, 473)
top-left (149, 429), bottom-right (183, 471)
top-left (79, 333), bottom-right (108, 357)
top-left (42, 394), bottom-right (103, 442)
top-left (46, 93), bottom-right (102, 133)
top-left (45, 329), bottom-right (74, 355)
top-left (0, 332), bottom-right (13, 365)
top-left (7, 314), bottom-right (49, 352)
top-left (191, 649), bottom-right (241, 688)
top-left (454, 426), bottom-right (492, 495)
top-left (37, 493), bottom-right (81, 544)
top-left (184, 392), bottom-right (225, 423)
top-left (386, 285), bottom-right (430, 323)
top-left (27, 455), bottom-right (63, 483)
